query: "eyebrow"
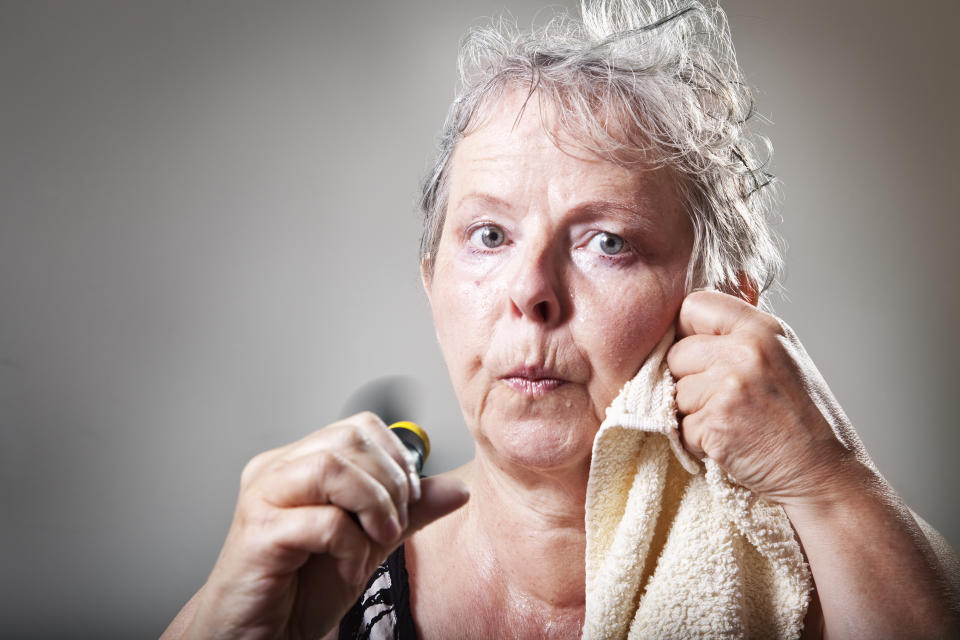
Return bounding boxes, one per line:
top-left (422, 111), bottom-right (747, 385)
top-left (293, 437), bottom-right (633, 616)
top-left (452, 192), bottom-right (664, 232)
top-left (453, 192), bottom-right (513, 212)
top-left (569, 200), bottom-right (662, 232)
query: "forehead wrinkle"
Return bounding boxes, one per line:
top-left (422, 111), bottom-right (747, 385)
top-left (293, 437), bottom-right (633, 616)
top-left (451, 166), bottom-right (677, 232)
top-left (449, 92), bottom-right (684, 231)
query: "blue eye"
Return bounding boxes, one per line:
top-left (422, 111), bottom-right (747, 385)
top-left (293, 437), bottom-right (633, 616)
top-left (587, 232), bottom-right (626, 255)
top-left (469, 224), bottom-right (506, 249)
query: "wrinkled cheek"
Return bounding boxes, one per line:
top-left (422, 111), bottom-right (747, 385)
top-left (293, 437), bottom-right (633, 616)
top-left (430, 279), bottom-right (495, 407)
top-left (583, 289), bottom-right (674, 383)
top-left (432, 299), bottom-right (474, 374)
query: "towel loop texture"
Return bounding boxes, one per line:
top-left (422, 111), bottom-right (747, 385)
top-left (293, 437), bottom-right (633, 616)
top-left (583, 327), bottom-right (813, 640)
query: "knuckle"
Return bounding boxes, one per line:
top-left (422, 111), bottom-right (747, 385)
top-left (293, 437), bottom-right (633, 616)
top-left (372, 484), bottom-right (394, 513)
top-left (722, 373), bottom-right (746, 394)
top-left (338, 425), bottom-right (371, 452)
top-left (240, 450), bottom-right (274, 486)
top-left (325, 507), bottom-right (354, 539)
top-left (752, 310), bottom-right (785, 336)
top-left (768, 315), bottom-right (789, 336)
top-left (252, 506), bottom-right (281, 534)
top-left (675, 377), bottom-right (697, 410)
top-left (682, 291), bottom-right (708, 316)
top-left (390, 466), bottom-right (409, 501)
top-left (705, 433), bottom-right (731, 466)
top-left (738, 341), bottom-right (766, 372)
top-left (695, 414), bottom-right (728, 446)
top-left (236, 500), bottom-right (277, 538)
top-left (311, 450), bottom-right (342, 486)
top-left (711, 387), bottom-right (741, 415)
top-left (680, 412), bottom-right (700, 435)
top-left (355, 411), bottom-right (385, 428)
top-left (245, 525), bottom-right (281, 558)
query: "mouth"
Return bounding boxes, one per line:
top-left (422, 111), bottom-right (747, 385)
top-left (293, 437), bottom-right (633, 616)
top-left (500, 366), bottom-right (568, 397)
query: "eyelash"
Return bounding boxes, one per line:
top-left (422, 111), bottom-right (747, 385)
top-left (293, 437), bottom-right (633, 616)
top-left (465, 222), bottom-right (508, 253)
top-left (585, 231), bottom-right (627, 254)
top-left (579, 231), bottom-right (637, 266)
top-left (463, 223), bottom-right (638, 264)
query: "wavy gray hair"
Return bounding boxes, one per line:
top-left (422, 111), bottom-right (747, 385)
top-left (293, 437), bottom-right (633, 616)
top-left (419, 0), bottom-right (783, 306)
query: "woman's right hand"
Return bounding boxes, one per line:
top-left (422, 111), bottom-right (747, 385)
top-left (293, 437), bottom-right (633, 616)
top-left (162, 411), bottom-right (470, 640)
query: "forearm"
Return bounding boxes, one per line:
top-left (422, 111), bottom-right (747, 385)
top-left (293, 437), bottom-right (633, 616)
top-left (785, 464), bottom-right (958, 639)
top-left (160, 587), bottom-right (203, 640)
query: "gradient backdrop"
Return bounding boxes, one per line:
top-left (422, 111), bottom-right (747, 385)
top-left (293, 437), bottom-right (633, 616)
top-left (1, 1), bottom-right (957, 637)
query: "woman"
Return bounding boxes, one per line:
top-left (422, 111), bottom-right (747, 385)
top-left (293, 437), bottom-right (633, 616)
top-left (164, 1), bottom-right (959, 638)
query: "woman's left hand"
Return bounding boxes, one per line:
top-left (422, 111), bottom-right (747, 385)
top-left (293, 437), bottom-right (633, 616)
top-left (665, 290), bottom-right (867, 507)
top-left (666, 290), bottom-right (960, 638)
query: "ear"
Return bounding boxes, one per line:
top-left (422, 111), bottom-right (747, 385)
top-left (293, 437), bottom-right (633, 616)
top-left (736, 272), bottom-right (760, 307)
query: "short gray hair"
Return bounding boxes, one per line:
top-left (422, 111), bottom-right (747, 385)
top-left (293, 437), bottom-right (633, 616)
top-left (419, 0), bottom-right (784, 306)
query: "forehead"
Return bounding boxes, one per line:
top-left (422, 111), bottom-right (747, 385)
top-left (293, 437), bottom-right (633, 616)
top-left (447, 88), bottom-right (682, 213)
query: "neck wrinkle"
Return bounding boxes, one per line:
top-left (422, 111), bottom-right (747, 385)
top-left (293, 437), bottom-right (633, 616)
top-left (460, 450), bottom-right (588, 612)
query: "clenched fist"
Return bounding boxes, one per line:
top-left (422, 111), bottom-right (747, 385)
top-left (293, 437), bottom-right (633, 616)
top-left (665, 291), bottom-right (959, 637)
top-left (163, 412), bottom-right (469, 640)
top-left (666, 290), bottom-right (868, 507)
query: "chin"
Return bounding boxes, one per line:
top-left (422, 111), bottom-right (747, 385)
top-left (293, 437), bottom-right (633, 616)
top-left (476, 393), bottom-right (600, 472)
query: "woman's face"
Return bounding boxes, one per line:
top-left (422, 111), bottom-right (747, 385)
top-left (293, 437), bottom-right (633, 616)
top-left (424, 91), bottom-right (693, 472)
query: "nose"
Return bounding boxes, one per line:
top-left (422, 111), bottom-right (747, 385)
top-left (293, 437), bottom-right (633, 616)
top-left (507, 242), bottom-right (564, 326)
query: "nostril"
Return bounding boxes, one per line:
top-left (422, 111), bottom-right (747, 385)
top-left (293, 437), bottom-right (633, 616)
top-left (534, 300), bottom-right (550, 323)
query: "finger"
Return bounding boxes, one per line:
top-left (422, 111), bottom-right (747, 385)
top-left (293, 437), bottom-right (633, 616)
top-left (676, 290), bottom-right (755, 338)
top-left (259, 451), bottom-right (402, 545)
top-left (678, 411), bottom-right (707, 460)
top-left (349, 414), bottom-right (422, 506)
top-left (278, 413), bottom-right (392, 464)
top-left (674, 370), bottom-right (720, 416)
top-left (277, 418), bottom-right (413, 526)
top-left (347, 478), bottom-right (470, 591)
top-left (286, 411), bottom-right (420, 511)
top-left (268, 505), bottom-right (372, 586)
top-left (332, 425), bottom-right (412, 530)
top-left (341, 412), bottom-right (418, 480)
top-left (240, 447), bottom-right (283, 488)
top-left (666, 333), bottom-right (722, 378)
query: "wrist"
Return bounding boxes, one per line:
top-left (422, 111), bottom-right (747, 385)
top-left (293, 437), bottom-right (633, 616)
top-left (780, 458), bottom-right (885, 525)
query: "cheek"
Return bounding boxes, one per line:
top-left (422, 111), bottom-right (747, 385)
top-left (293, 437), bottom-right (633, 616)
top-left (428, 265), bottom-right (498, 382)
top-left (575, 276), bottom-right (679, 385)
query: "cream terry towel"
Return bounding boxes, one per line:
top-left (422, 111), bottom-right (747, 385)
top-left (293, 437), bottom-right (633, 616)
top-left (583, 327), bottom-right (813, 640)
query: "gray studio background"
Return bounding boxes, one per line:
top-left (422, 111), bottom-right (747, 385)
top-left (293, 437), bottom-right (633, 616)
top-left (1, 0), bottom-right (957, 637)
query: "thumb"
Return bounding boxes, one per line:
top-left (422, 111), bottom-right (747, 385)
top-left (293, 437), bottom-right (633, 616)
top-left (405, 475), bottom-right (470, 533)
top-left (358, 476), bottom-right (468, 584)
top-left (335, 477), bottom-right (469, 613)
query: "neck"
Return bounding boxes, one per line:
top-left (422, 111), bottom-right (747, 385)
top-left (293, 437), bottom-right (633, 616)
top-left (458, 448), bottom-right (588, 611)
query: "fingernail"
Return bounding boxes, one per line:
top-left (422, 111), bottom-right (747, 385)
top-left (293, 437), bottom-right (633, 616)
top-left (409, 471), bottom-right (421, 502)
top-left (406, 450), bottom-right (420, 476)
top-left (398, 501), bottom-right (408, 530)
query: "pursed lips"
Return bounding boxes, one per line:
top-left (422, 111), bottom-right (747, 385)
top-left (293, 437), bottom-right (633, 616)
top-left (500, 365), bottom-right (568, 396)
